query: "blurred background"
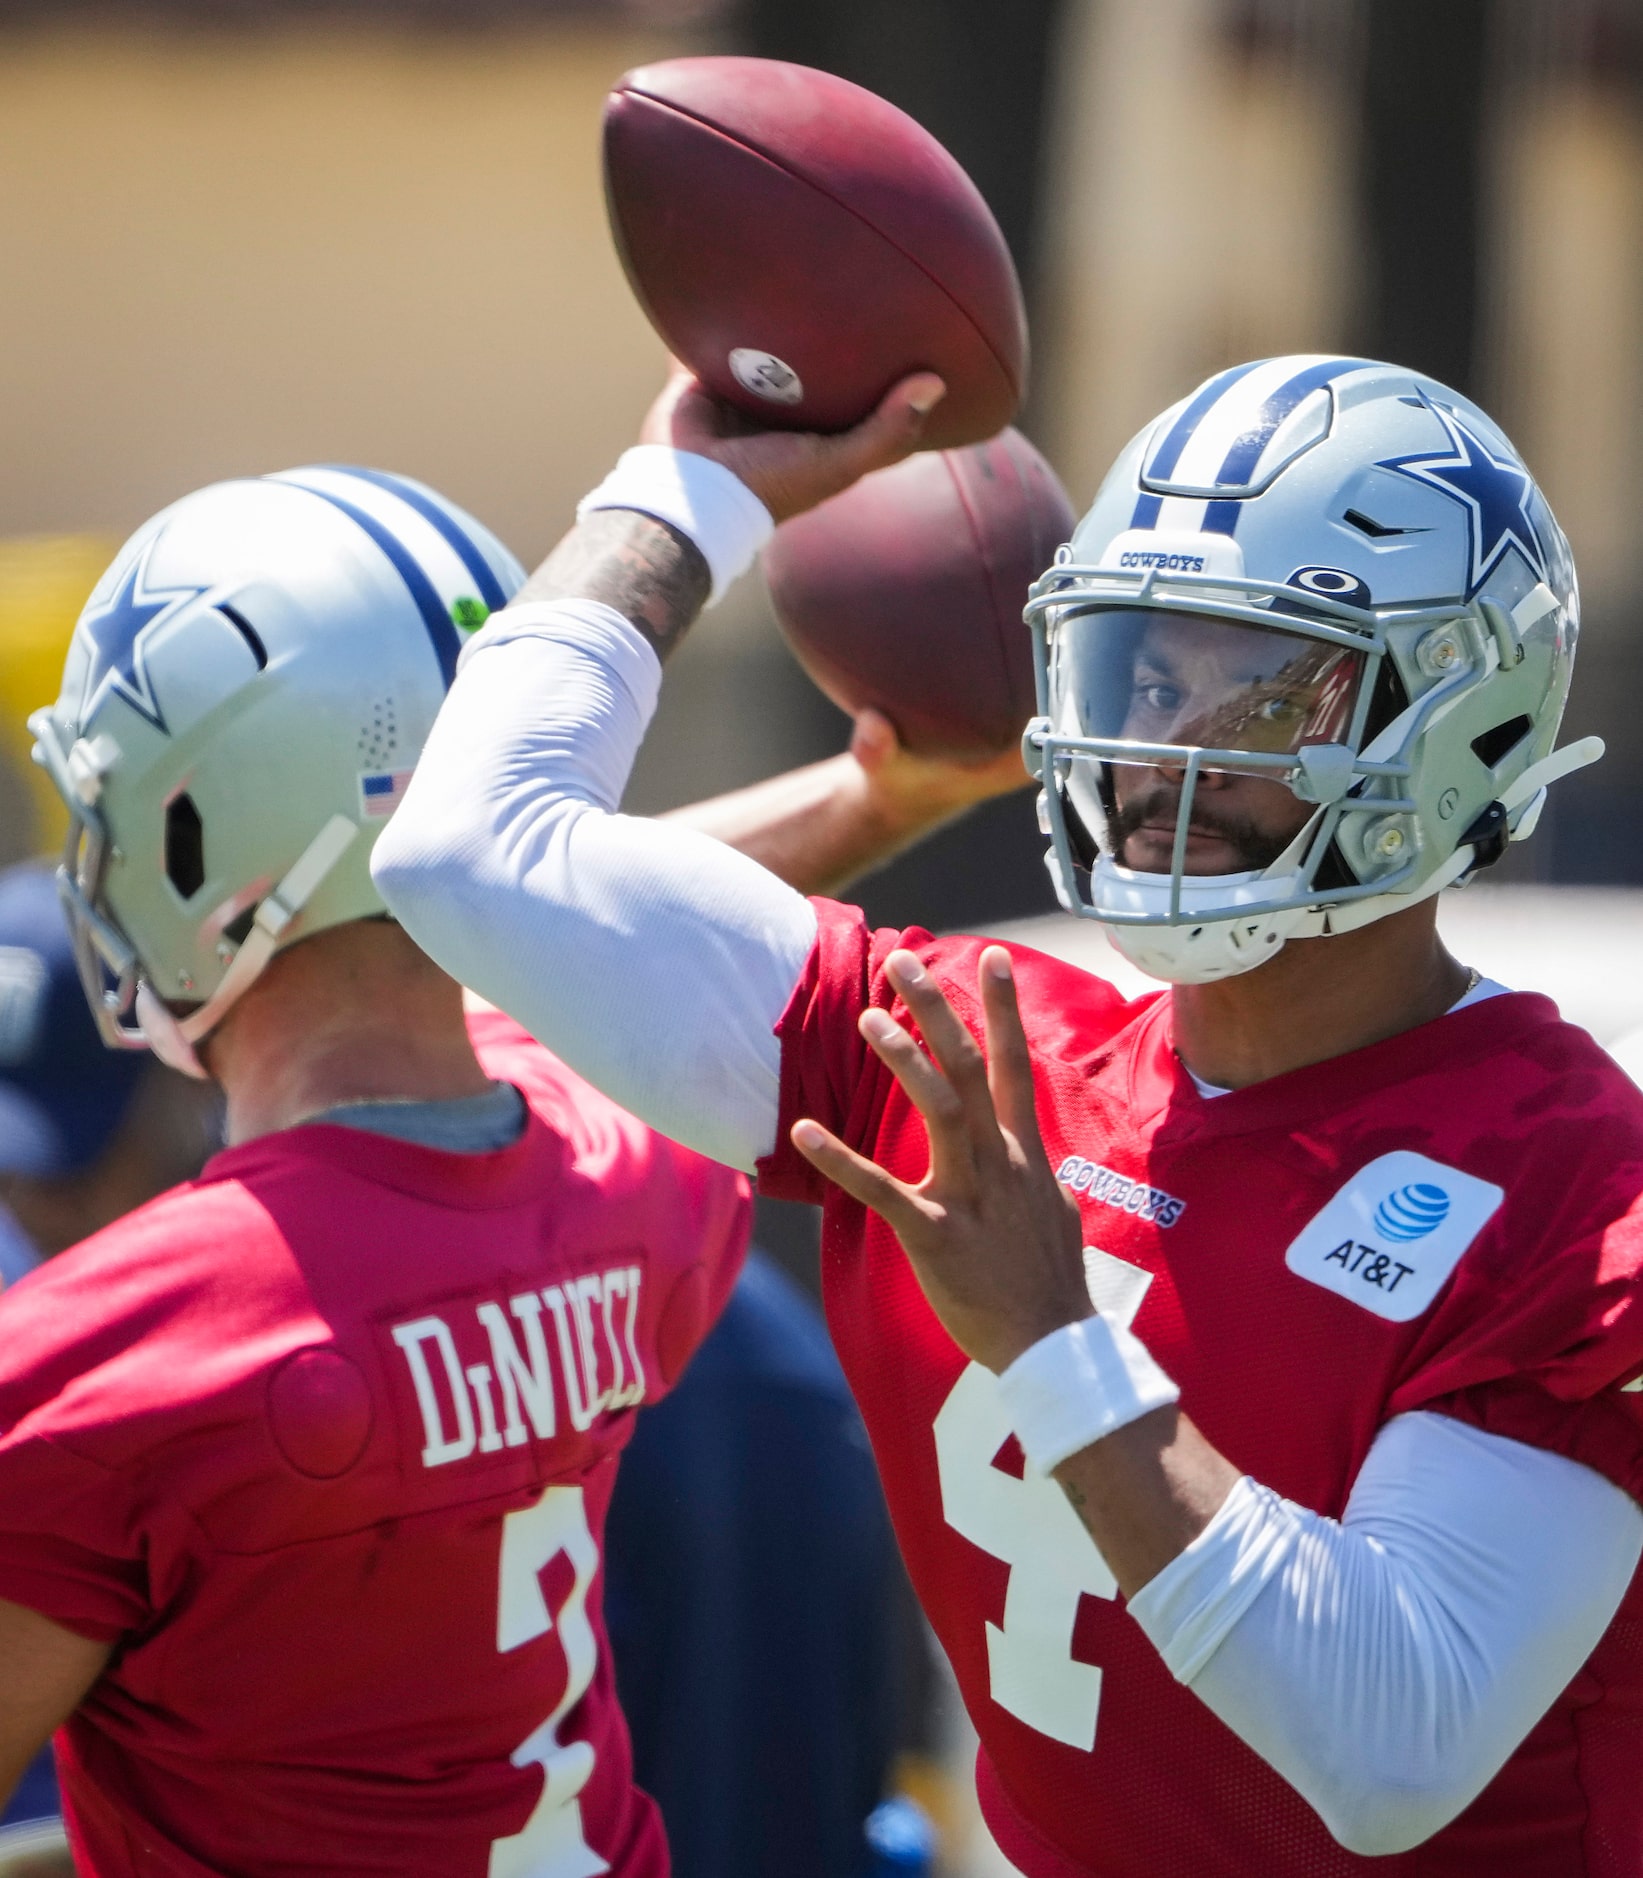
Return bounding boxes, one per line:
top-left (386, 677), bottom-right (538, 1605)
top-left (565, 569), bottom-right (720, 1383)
top-left (4, 0), bottom-right (1642, 903)
top-left (2, 1), bottom-right (1641, 1873)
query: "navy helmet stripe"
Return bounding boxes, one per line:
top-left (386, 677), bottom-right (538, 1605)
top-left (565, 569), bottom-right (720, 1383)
top-left (1130, 491), bottom-right (1164, 529)
top-left (324, 465), bottom-right (508, 612)
top-left (294, 486), bottom-right (462, 686)
top-left (1145, 361), bottom-right (1267, 484)
top-left (1211, 356), bottom-right (1362, 489)
top-left (1202, 498), bottom-right (1241, 537)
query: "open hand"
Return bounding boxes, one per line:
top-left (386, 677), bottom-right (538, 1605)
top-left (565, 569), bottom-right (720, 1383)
top-left (792, 946), bottom-right (1089, 1372)
top-left (639, 366), bottom-right (946, 524)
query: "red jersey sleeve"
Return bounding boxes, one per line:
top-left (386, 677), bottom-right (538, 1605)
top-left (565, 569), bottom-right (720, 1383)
top-left (754, 899), bottom-right (1133, 1205)
top-left (756, 899), bottom-right (963, 1205)
top-left (1386, 1093), bottom-right (1643, 1503)
top-left (0, 1249), bottom-right (163, 1642)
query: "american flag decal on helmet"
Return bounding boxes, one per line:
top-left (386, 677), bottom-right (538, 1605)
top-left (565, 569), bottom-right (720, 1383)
top-left (359, 768), bottom-right (414, 820)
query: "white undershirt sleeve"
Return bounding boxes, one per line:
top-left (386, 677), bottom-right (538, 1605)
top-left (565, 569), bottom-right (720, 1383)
top-left (371, 601), bottom-right (818, 1172)
top-left (1125, 1410), bottom-right (1643, 1855)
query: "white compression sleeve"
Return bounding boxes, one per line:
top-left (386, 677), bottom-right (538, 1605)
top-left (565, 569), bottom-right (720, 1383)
top-left (372, 601), bottom-right (817, 1172)
top-left (1126, 1411), bottom-right (1643, 1856)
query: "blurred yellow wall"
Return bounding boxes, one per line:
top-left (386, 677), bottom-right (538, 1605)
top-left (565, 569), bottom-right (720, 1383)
top-left (4, 9), bottom-right (1637, 861)
top-left (0, 20), bottom-right (726, 853)
top-left (1039, 0), bottom-right (1355, 508)
top-left (0, 23), bottom-right (687, 565)
top-left (0, 534), bottom-right (116, 859)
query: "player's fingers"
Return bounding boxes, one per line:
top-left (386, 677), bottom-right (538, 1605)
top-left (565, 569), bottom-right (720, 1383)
top-left (858, 1007), bottom-right (976, 1182)
top-left (882, 951), bottom-right (1006, 1160)
top-left (791, 1117), bottom-right (929, 1233)
top-left (847, 707), bottom-right (900, 775)
top-left (822, 373), bottom-right (946, 484)
top-left (978, 947), bottom-right (1049, 1163)
top-left (637, 364), bottom-right (719, 448)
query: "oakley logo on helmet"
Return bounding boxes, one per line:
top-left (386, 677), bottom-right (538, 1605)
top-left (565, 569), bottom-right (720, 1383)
top-left (1285, 1150), bottom-right (1502, 1322)
top-left (1287, 565), bottom-right (1371, 607)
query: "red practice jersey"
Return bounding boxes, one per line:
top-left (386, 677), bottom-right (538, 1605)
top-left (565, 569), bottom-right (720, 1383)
top-left (0, 1009), bottom-right (749, 1878)
top-left (759, 900), bottom-right (1643, 1878)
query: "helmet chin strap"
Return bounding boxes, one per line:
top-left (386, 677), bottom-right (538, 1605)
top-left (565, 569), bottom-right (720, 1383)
top-left (1498, 736), bottom-right (1604, 818)
top-left (135, 814), bottom-right (359, 1080)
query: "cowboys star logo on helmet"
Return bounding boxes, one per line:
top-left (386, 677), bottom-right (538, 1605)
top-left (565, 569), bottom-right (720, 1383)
top-left (73, 549), bottom-right (208, 734)
top-left (1377, 392), bottom-right (1549, 597)
top-left (31, 465), bottom-right (524, 1076)
top-left (1023, 356), bottom-right (1601, 985)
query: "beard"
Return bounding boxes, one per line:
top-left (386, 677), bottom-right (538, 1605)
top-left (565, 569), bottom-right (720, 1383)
top-left (1106, 773), bottom-right (1304, 873)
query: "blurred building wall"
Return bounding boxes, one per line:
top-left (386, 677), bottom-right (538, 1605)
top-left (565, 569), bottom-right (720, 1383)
top-left (1493, 63), bottom-right (1643, 879)
top-left (1040, 0), bottom-right (1643, 887)
top-left (1039, 0), bottom-right (1357, 509)
top-left (0, 18), bottom-right (856, 845)
top-left (3, 4), bottom-right (1641, 891)
top-left (0, 23), bottom-right (676, 558)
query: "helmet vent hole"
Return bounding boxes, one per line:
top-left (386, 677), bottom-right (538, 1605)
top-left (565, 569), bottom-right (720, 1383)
top-left (217, 603), bottom-right (267, 671)
top-left (165, 793), bottom-right (205, 900)
top-left (358, 695), bottom-right (400, 769)
top-left (1343, 507), bottom-right (1406, 540)
top-left (1471, 716), bottom-right (1533, 770)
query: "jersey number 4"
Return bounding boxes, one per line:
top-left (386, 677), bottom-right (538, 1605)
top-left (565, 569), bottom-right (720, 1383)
top-left (933, 1249), bottom-right (1149, 1751)
top-left (489, 1484), bottom-right (610, 1878)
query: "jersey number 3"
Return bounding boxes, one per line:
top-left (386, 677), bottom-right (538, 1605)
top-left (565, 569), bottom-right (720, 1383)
top-left (489, 1484), bottom-right (610, 1878)
top-left (934, 1249), bottom-right (1148, 1751)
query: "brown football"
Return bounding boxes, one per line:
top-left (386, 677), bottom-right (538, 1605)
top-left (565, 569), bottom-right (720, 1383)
top-left (762, 428), bottom-right (1077, 756)
top-left (602, 56), bottom-right (1027, 451)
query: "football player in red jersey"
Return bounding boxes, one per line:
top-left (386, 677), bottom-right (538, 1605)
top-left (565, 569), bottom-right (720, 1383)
top-left (0, 456), bottom-right (1019, 1877)
top-left (380, 357), bottom-right (1643, 1878)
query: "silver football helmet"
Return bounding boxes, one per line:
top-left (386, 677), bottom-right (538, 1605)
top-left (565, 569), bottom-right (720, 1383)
top-left (30, 466), bottom-right (524, 1074)
top-left (1024, 355), bottom-right (1601, 983)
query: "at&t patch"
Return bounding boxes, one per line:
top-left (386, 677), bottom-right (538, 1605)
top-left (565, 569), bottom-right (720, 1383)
top-left (1284, 1150), bottom-right (1503, 1322)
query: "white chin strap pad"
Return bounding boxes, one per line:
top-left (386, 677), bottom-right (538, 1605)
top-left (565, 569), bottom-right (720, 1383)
top-left (1103, 912), bottom-right (1300, 985)
top-left (135, 985), bottom-right (210, 1080)
top-left (134, 813), bottom-right (359, 1076)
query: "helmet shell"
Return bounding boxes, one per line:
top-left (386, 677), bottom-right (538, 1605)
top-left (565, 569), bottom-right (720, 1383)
top-left (37, 466), bottom-right (523, 1013)
top-left (1029, 357), bottom-right (1587, 981)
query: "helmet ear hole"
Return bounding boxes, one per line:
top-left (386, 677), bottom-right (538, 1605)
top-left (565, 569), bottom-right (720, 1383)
top-left (1471, 715), bottom-right (1534, 771)
top-left (165, 793), bottom-right (205, 900)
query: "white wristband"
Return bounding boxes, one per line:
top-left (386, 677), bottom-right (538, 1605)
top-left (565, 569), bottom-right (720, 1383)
top-left (576, 445), bottom-right (774, 606)
top-left (997, 1315), bottom-right (1181, 1477)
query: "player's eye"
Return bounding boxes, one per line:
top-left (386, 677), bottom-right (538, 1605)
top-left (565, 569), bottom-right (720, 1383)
top-left (1134, 682), bottom-right (1181, 714)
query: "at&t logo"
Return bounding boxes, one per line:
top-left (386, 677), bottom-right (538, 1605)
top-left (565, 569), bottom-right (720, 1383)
top-left (1285, 1151), bottom-right (1503, 1322)
top-left (1373, 1183), bottom-right (1451, 1242)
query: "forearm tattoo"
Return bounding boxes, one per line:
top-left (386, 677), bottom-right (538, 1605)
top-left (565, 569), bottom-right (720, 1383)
top-left (517, 510), bottom-right (710, 662)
